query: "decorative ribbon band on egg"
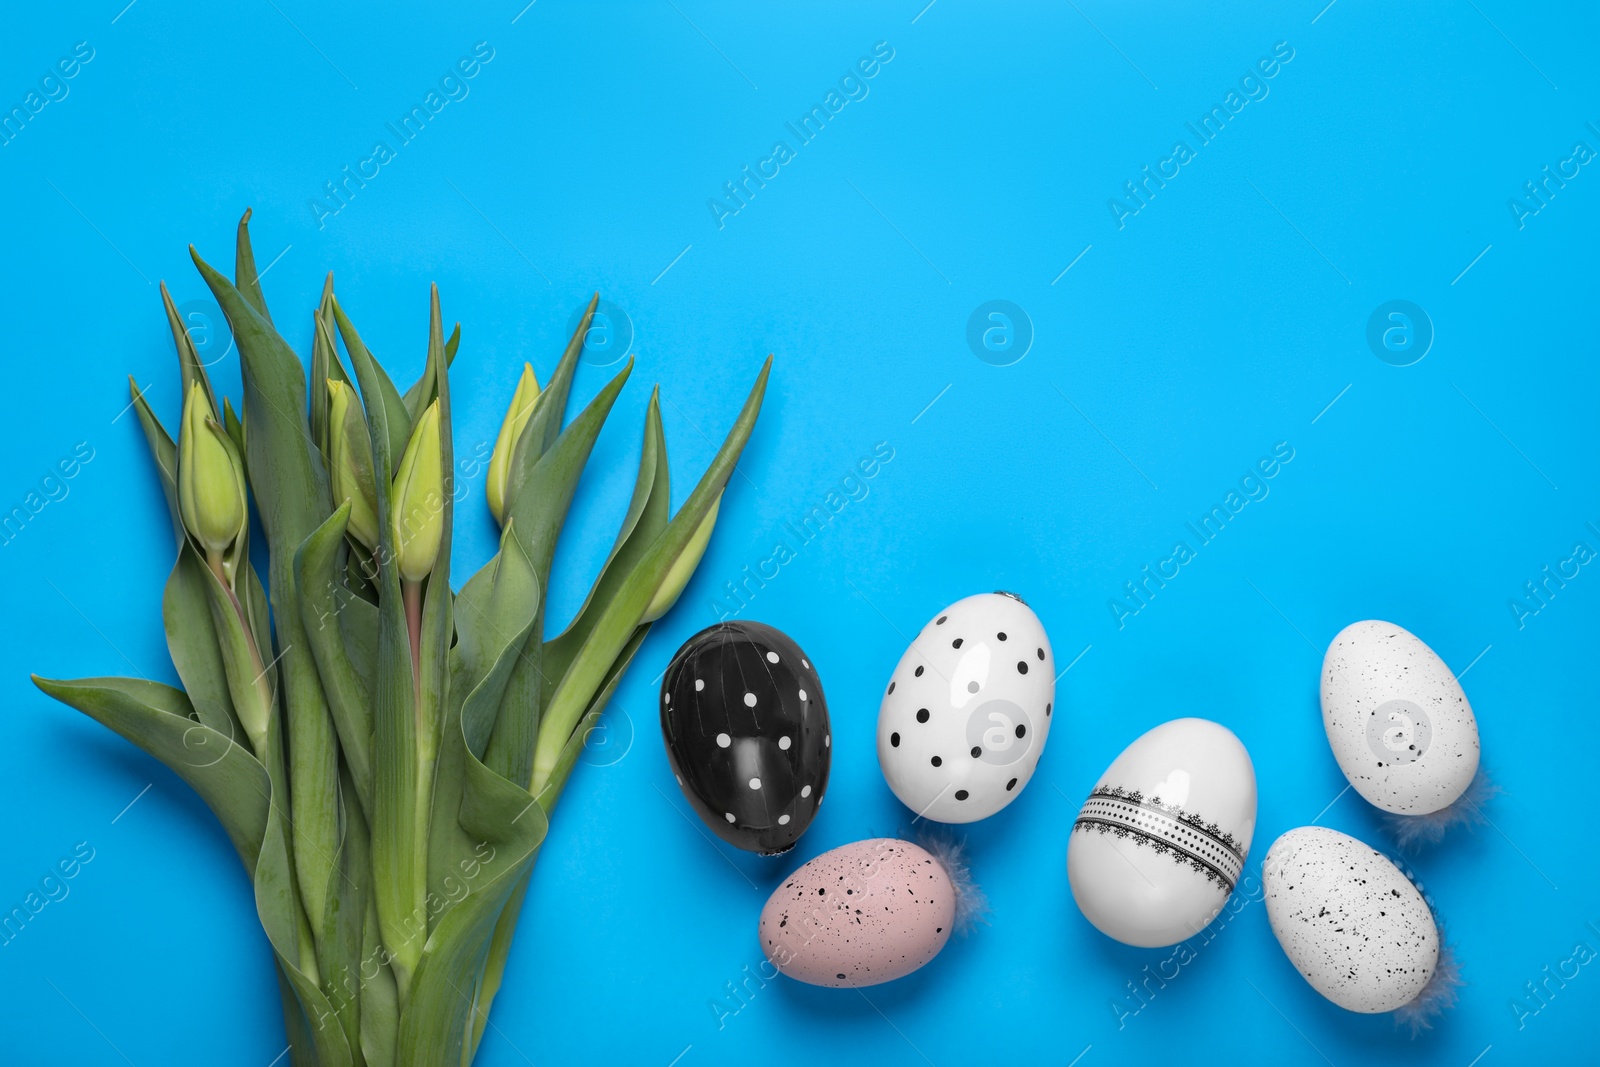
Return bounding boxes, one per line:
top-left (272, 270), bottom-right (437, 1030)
top-left (1066, 717), bottom-right (1257, 949)
top-left (1072, 786), bottom-right (1246, 892)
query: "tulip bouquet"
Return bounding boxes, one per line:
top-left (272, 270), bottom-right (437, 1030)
top-left (32, 213), bottom-right (769, 1066)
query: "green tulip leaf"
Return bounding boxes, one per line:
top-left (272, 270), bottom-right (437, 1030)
top-left (163, 542), bottom-right (243, 741)
top-left (193, 241), bottom-right (342, 970)
top-left (296, 502), bottom-right (376, 815)
top-left (31, 675), bottom-right (269, 872)
top-left (223, 397), bottom-right (247, 459)
top-left (530, 357), bottom-right (770, 794)
top-left (309, 273), bottom-right (343, 457)
top-left (315, 765), bottom-right (371, 1062)
top-left (466, 622), bottom-right (649, 1058)
top-left (401, 310), bottom-right (459, 418)
top-left (542, 388), bottom-right (670, 690)
top-left (509, 294), bottom-right (596, 473)
top-left (331, 299), bottom-right (413, 464)
top-left (360, 887), bottom-right (400, 1067)
top-left (234, 209), bottom-right (274, 325)
top-left (129, 375), bottom-right (183, 543)
top-left (397, 737), bottom-right (548, 1067)
top-left (483, 357), bottom-right (631, 789)
top-left (159, 280), bottom-right (219, 419)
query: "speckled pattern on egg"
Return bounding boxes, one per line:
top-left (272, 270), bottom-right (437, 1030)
top-left (876, 592), bottom-right (1055, 823)
top-left (759, 838), bottom-right (954, 988)
top-left (1321, 620), bottom-right (1480, 815)
top-left (1263, 826), bottom-right (1439, 1014)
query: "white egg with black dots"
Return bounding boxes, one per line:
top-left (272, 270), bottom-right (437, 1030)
top-left (876, 591), bottom-right (1055, 823)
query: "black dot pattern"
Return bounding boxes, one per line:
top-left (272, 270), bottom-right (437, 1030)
top-left (876, 594), bottom-right (1057, 823)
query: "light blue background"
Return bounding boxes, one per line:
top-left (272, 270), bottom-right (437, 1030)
top-left (2, 2), bottom-right (1596, 1064)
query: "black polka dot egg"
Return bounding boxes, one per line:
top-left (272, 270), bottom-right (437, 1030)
top-left (877, 592), bottom-right (1055, 823)
top-left (660, 621), bottom-right (830, 855)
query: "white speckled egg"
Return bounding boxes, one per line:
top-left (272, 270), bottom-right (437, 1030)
top-left (1067, 718), bottom-right (1256, 947)
top-left (876, 592), bottom-right (1054, 823)
top-left (1322, 620), bottom-right (1480, 815)
top-left (1263, 826), bottom-right (1440, 1013)
top-left (758, 838), bottom-right (955, 987)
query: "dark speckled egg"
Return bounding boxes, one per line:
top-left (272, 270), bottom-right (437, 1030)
top-left (660, 621), bottom-right (830, 855)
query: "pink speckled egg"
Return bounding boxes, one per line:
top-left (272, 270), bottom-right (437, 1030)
top-left (759, 838), bottom-right (954, 987)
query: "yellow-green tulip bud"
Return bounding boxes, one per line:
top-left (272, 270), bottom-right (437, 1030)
top-left (642, 493), bottom-right (722, 622)
top-left (178, 381), bottom-right (247, 560)
top-left (486, 362), bottom-right (541, 525)
top-left (325, 379), bottom-right (381, 550)
top-left (391, 399), bottom-right (444, 583)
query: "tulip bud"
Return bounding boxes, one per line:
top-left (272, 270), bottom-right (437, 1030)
top-left (178, 381), bottom-right (247, 563)
top-left (486, 362), bottom-right (541, 525)
top-left (325, 379), bottom-right (381, 550)
top-left (391, 399), bottom-right (444, 583)
top-left (642, 493), bottom-right (722, 622)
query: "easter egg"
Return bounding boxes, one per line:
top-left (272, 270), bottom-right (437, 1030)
top-left (876, 592), bottom-right (1054, 823)
top-left (660, 622), bottom-right (830, 855)
top-left (1321, 620), bottom-right (1480, 815)
top-left (1263, 826), bottom-right (1443, 1014)
top-left (1068, 718), bottom-right (1257, 948)
top-left (759, 838), bottom-right (956, 987)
